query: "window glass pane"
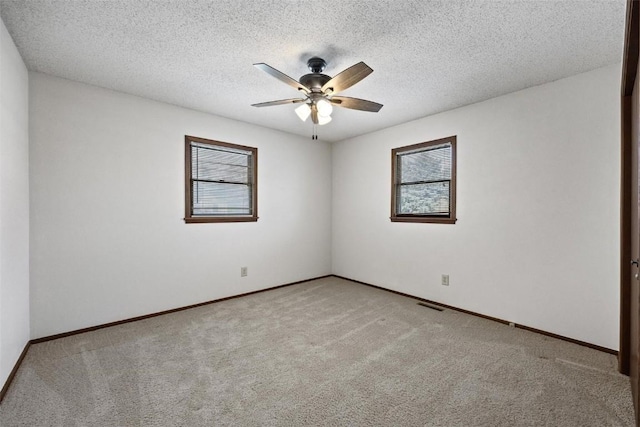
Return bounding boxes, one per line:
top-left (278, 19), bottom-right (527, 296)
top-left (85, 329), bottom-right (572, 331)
top-left (398, 181), bottom-right (450, 215)
top-left (399, 145), bottom-right (451, 183)
top-left (193, 181), bottom-right (251, 216)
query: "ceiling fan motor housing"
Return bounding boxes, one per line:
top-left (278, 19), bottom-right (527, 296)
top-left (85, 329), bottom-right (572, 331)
top-left (300, 73), bottom-right (331, 92)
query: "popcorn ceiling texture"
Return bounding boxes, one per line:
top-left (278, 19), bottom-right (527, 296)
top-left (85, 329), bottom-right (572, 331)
top-left (0, 0), bottom-right (626, 142)
top-left (0, 277), bottom-right (633, 426)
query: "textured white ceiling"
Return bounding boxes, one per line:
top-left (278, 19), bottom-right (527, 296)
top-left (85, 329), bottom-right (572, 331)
top-left (0, 0), bottom-right (626, 142)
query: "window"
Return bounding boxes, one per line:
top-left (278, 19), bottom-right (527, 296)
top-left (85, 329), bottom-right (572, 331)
top-left (184, 135), bottom-right (258, 223)
top-left (391, 136), bottom-right (456, 224)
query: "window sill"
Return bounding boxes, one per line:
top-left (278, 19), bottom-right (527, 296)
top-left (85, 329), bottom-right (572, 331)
top-left (184, 216), bottom-right (258, 224)
top-left (390, 216), bottom-right (457, 224)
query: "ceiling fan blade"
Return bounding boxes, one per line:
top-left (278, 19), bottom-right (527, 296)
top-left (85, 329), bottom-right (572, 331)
top-left (321, 62), bottom-right (373, 94)
top-left (254, 63), bottom-right (310, 94)
top-left (311, 104), bottom-right (319, 125)
top-left (251, 98), bottom-right (306, 107)
top-left (330, 96), bottom-right (383, 112)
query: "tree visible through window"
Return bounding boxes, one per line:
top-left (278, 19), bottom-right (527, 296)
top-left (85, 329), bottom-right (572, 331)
top-left (184, 136), bottom-right (258, 223)
top-left (391, 136), bottom-right (456, 224)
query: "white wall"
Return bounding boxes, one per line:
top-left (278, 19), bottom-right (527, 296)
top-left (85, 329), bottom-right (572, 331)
top-left (29, 73), bottom-right (332, 339)
top-left (332, 64), bottom-right (621, 350)
top-left (0, 18), bottom-right (30, 386)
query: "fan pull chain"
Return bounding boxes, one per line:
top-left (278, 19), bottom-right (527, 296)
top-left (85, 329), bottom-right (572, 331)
top-left (312, 124), bottom-right (318, 140)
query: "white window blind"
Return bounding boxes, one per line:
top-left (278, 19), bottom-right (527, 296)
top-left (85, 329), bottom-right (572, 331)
top-left (191, 142), bottom-right (254, 216)
top-left (396, 143), bottom-right (452, 216)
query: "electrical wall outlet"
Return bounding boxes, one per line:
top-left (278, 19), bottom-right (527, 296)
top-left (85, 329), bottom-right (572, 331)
top-left (441, 274), bottom-right (449, 286)
top-left (241, 267), bottom-right (248, 277)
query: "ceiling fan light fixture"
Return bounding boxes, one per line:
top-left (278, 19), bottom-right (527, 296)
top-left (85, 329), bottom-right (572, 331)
top-left (318, 115), bottom-right (332, 126)
top-left (295, 103), bottom-right (311, 122)
top-left (316, 98), bottom-right (333, 117)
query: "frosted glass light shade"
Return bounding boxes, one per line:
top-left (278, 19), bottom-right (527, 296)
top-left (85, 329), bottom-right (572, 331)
top-left (316, 98), bottom-right (333, 117)
top-left (295, 103), bottom-right (311, 122)
top-left (318, 115), bottom-right (332, 125)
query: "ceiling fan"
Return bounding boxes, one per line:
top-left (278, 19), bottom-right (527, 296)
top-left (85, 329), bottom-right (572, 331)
top-left (251, 57), bottom-right (383, 139)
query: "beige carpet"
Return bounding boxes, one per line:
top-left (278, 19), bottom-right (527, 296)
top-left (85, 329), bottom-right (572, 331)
top-left (0, 276), bottom-right (634, 426)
